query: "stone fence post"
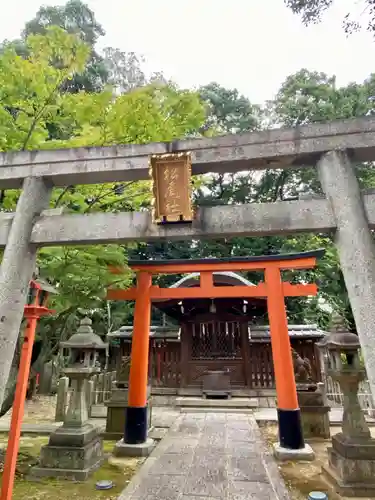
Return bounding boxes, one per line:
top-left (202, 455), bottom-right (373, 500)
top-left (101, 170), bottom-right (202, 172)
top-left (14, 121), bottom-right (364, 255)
top-left (55, 376), bottom-right (69, 422)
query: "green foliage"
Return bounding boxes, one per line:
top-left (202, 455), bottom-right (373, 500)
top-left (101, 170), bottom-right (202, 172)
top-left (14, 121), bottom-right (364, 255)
top-left (0, 22), bottom-right (206, 356)
top-left (199, 82), bottom-right (261, 134)
top-left (23, 0), bottom-right (105, 45)
top-left (285, 0), bottom-right (375, 36)
top-left (22, 0), bottom-right (108, 93)
top-left (0, 26), bottom-right (89, 152)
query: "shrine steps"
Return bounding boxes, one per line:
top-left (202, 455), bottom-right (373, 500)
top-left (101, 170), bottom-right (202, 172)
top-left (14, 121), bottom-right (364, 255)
top-left (179, 407), bottom-right (255, 414)
top-left (175, 396), bottom-right (259, 410)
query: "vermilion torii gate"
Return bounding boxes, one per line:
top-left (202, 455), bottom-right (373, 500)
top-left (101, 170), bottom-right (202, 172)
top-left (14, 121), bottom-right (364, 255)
top-left (107, 249), bottom-right (323, 451)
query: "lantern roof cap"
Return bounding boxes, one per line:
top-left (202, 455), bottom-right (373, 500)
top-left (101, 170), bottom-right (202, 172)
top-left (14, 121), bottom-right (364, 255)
top-left (317, 331), bottom-right (360, 350)
top-left (60, 317), bottom-right (107, 349)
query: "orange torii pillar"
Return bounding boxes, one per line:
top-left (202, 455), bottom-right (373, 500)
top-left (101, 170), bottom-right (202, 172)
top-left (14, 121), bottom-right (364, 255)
top-left (124, 272), bottom-right (152, 444)
top-left (265, 265), bottom-right (304, 451)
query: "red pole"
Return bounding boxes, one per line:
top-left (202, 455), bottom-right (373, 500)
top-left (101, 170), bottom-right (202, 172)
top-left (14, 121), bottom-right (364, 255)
top-left (0, 314), bottom-right (38, 500)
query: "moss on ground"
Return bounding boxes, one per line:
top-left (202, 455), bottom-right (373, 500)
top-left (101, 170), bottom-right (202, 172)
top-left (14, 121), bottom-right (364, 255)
top-left (0, 436), bottom-right (141, 500)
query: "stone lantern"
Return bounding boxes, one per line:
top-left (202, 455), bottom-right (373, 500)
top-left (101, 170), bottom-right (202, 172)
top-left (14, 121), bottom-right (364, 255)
top-left (32, 317), bottom-right (107, 481)
top-left (318, 321), bottom-right (375, 496)
top-left (61, 317), bottom-right (107, 427)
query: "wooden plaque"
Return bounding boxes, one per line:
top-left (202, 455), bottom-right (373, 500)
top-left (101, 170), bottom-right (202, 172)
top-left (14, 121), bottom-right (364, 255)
top-left (150, 152), bottom-right (193, 224)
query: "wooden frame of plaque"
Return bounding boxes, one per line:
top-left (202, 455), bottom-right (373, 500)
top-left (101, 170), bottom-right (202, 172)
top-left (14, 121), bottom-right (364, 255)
top-left (149, 152), bottom-right (193, 224)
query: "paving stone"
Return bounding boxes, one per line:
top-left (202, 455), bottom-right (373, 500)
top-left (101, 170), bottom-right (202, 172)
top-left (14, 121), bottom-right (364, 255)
top-left (228, 456), bottom-right (270, 482)
top-left (149, 427), bottom-right (168, 440)
top-left (125, 474), bottom-right (185, 499)
top-left (194, 444), bottom-right (227, 456)
top-left (147, 453), bottom-right (194, 475)
top-left (225, 440), bottom-right (261, 456)
top-left (152, 409), bottom-right (180, 429)
top-left (170, 421), bottom-right (203, 436)
top-left (180, 497), bottom-right (219, 500)
top-left (200, 433), bottom-right (226, 446)
top-left (184, 467), bottom-right (228, 497)
top-left (159, 437), bottom-right (200, 455)
top-left (182, 413), bottom-right (207, 421)
top-left (119, 412), bottom-right (291, 500)
top-left (227, 480), bottom-right (277, 499)
top-left (227, 428), bottom-right (255, 442)
top-left (226, 420), bottom-right (253, 430)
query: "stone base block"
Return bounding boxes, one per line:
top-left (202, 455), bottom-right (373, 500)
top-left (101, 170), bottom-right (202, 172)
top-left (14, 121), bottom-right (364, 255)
top-left (332, 432), bottom-right (375, 460)
top-left (323, 464), bottom-right (375, 497)
top-left (49, 423), bottom-right (97, 447)
top-left (300, 407), bottom-right (330, 439)
top-left (113, 438), bottom-right (154, 457)
top-left (104, 391), bottom-right (152, 440)
top-left (297, 389), bottom-right (331, 439)
top-left (297, 389), bottom-right (322, 407)
top-left (327, 445), bottom-right (375, 485)
top-left (31, 459), bottom-right (102, 482)
top-left (273, 443), bottom-right (315, 461)
top-left (32, 435), bottom-right (103, 481)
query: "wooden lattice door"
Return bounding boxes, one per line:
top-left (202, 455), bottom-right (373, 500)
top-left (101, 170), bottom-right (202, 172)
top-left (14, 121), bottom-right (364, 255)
top-left (182, 314), bottom-right (250, 388)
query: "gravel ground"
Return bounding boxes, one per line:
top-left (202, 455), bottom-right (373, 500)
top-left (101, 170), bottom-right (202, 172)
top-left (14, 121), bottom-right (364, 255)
top-left (0, 395), bottom-right (57, 425)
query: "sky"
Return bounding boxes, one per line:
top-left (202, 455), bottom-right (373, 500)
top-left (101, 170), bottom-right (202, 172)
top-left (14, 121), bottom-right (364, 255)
top-left (0, 0), bottom-right (374, 104)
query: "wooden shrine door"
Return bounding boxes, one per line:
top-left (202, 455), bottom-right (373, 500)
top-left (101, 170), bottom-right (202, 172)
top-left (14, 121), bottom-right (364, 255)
top-left (180, 313), bottom-right (251, 389)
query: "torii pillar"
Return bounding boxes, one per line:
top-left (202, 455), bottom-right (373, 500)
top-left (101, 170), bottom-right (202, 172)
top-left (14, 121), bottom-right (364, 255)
top-left (113, 271), bottom-right (154, 456)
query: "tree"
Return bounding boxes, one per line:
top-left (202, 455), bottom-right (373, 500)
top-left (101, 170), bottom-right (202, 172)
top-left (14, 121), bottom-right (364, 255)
top-left (22, 0), bottom-right (108, 93)
top-left (285, 0), bottom-right (375, 36)
top-left (0, 26), bottom-right (90, 152)
top-left (199, 82), bottom-right (261, 134)
top-left (102, 48), bottom-right (169, 94)
top-left (0, 25), bottom-right (207, 413)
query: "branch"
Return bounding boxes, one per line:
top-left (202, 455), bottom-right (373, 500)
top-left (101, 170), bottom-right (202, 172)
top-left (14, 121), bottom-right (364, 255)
top-left (97, 189), bottom-right (149, 211)
top-left (272, 170), bottom-right (289, 202)
top-left (54, 186), bottom-right (74, 207)
top-left (84, 180), bottom-right (139, 213)
top-left (21, 76), bottom-right (65, 151)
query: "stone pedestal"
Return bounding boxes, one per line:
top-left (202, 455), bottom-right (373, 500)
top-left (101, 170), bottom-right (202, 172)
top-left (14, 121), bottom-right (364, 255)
top-left (31, 423), bottom-right (103, 481)
top-left (113, 437), bottom-right (155, 457)
top-left (323, 432), bottom-right (375, 496)
top-left (104, 385), bottom-right (152, 440)
top-left (298, 385), bottom-right (330, 439)
top-left (273, 442), bottom-right (315, 461)
top-left (32, 374), bottom-right (104, 481)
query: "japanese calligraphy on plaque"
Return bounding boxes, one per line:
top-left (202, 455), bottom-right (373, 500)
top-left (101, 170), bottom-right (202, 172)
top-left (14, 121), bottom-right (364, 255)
top-left (150, 152), bottom-right (193, 224)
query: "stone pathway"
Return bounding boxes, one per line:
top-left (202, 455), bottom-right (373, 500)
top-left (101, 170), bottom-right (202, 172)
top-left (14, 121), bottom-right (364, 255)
top-left (119, 412), bottom-right (290, 500)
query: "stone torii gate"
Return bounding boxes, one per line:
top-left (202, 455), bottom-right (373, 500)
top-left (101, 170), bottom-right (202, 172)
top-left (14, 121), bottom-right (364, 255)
top-left (0, 116), bottom-right (375, 427)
